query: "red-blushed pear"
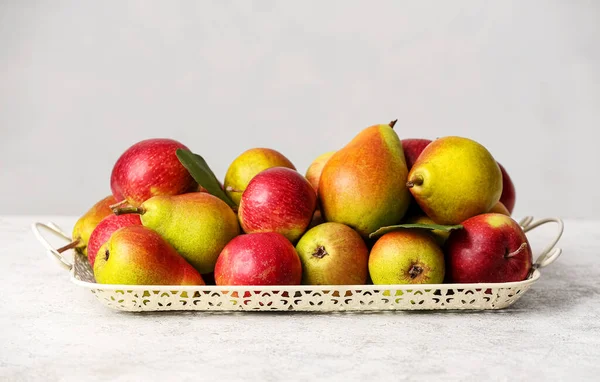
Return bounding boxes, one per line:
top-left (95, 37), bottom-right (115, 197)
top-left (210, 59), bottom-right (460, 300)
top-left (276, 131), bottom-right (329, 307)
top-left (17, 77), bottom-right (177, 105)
top-left (407, 136), bottom-right (502, 225)
top-left (401, 139), bottom-right (432, 170)
top-left (238, 167), bottom-right (317, 242)
top-left (63, 195), bottom-right (117, 257)
top-left (488, 201), bottom-right (511, 216)
top-left (224, 148), bottom-right (296, 206)
top-left (295, 222), bottom-right (368, 285)
top-left (93, 226), bottom-right (204, 286)
top-left (368, 230), bottom-right (445, 284)
top-left (305, 151), bottom-right (335, 193)
top-left (498, 163), bottom-right (516, 214)
top-left (87, 214), bottom-right (142, 267)
top-left (319, 121), bottom-right (411, 238)
top-left (110, 138), bottom-right (197, 206)
top-left (445, 213), bottom-right (532, 283)
top-left (113, 192), bottom-right (240, 274)
top-left (214, 232), bottom-right (302, 286)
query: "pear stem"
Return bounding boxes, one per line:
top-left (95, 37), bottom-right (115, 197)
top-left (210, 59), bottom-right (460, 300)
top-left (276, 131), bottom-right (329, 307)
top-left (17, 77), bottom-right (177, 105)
top-left (389, 119), bottom-right (398, 129)
top-left (406, 175), bottom-right (424, 188)
top-left (56, 238), bottom-right (81, 254)
top-left (505, 242), bottom-right (528, 258)
top-left (113, 206), bottom-right (146, 216)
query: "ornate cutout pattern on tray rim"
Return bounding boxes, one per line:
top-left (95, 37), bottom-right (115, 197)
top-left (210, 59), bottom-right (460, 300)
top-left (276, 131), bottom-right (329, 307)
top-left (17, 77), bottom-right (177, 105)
top-left (32, 216), bottom-right (563, 312)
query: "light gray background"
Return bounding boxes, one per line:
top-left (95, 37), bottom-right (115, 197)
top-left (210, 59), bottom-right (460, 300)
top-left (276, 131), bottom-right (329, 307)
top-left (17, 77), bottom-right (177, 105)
top-left (1, 1), bottom-right (598, 217)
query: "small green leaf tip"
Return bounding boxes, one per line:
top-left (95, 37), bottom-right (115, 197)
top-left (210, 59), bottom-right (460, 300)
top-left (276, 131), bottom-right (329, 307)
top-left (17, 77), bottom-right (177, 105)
top-left (176, 149), bottom-right (237, 209)
top-left (369, 223), bottom-right (463, 239)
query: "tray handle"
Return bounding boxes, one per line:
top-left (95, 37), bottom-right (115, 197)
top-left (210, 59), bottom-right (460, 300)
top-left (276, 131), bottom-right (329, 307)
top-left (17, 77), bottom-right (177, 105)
top-left (31, 222), bottom-right (74, 271)
top-left (519, 216), bottom-right (564, 271)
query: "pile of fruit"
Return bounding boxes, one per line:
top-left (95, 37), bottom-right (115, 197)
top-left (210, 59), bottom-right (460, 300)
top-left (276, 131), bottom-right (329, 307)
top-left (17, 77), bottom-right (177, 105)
top-left (65, 120), bottom-right (531, 287)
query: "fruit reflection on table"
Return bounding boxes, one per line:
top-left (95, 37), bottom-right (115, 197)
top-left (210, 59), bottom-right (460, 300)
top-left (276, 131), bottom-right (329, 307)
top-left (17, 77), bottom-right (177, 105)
top-left (69, 120), bottom-right (526, 287)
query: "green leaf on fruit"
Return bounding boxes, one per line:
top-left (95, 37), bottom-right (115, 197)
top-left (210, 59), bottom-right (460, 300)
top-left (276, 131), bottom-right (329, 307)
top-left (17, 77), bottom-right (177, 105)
top-left (176, 149), bottom-right (237, 209)
top-left (369, 223), bottom-right (463, 239)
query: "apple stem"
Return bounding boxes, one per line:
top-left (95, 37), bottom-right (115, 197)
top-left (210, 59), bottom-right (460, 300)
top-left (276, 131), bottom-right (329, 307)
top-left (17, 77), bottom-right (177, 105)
top-left (505, 242), bottom-right (528, 258)
top-left (113, 206), bottom-right (146, 216)
top-left (56, 238), bottom-right (81, 254)
top-left (406, 175), bottom-right (424, 188)
top-left (225, 186), bottom-right (243, 193)
top-left (389, 119), bottom-right (398, 129)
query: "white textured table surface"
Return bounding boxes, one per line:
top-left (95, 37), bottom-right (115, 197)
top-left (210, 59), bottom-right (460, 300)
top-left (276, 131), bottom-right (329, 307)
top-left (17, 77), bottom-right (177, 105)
top-left (1, 216), bottom-right (598, 381)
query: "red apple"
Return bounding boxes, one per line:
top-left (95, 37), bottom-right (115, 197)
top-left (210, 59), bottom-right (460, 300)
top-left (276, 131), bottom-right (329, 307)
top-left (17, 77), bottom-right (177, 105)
top-left (87, 214), bottom-right (142, 267)
top-left (214, 232), bottom-right (302, 286)
top-left (401, 139), bottom-right (432, 170)
top-left (445, 213), bottom-right (532, 283)
top-left (497, 162), bottom-right (516, 214)
top-left (238, 167), bottom-right (317, 242)
top-left (110, 138), bottom-right (197, 206)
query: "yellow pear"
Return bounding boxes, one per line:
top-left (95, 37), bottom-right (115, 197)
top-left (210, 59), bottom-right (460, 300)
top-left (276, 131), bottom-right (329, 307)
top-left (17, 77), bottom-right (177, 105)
top-left (407, 136), bottom-right (502, 225)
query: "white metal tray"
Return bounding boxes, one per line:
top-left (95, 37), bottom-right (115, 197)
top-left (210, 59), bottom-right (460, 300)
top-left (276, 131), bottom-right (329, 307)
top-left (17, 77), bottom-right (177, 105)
top-left (32, 216), bottom-right (563, 312)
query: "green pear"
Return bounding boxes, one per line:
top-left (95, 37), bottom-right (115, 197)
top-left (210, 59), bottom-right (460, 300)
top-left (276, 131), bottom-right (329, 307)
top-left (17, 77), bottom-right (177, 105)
top-left (93, 225), bottom-right (204, 285)
top-left (407, 136), bottom-right (502, 225)
top-left (224, 148), bottom-right (295, 205)
top-left (369, 229), bottom-right (444, 284)
top-left (318, 121), bottom-right (411, 237)
top-left (114, 192), bottom-right (240, 274)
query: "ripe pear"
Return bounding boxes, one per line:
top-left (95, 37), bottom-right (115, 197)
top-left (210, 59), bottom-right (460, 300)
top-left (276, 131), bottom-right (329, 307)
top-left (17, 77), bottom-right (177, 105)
top-left (87, 214), bottom-right (142, 267)
top-left (224, 148), bottom-right (295, 206)
top-left (407, 136), bottom-right (502, 225)
top-left (305, 151), bottom-right (335, 193)
top-left (319, 121), bottom-right (411, 238)
top-left (369, 229), bottom-right (445, 285)
top-left (114, 192), bottom-right (240, 274)
top-left (295, 222), bottom-right (369, 285)
top-left (93, 225), bottom-right (204, 285)
top-left (69, 195), bottom-right (116, 256)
